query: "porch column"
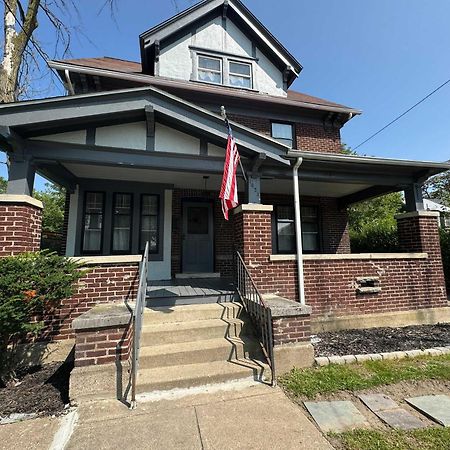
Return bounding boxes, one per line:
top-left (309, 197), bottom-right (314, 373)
top-left (396, 210), bottom-right (447, 301)
top-left (6, 153), bottom-right (36, 196)
top-left (404, 183), bottom-right (424, 212)
top-left (0, 195), bottom-right (43, 256)
top-left (246, 174), bottom-right (261, 204)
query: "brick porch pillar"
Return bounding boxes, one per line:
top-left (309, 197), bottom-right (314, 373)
top-left (0, 194), bottom-right (43, 256)
top-left (396, 210), bottom-right (447, 301)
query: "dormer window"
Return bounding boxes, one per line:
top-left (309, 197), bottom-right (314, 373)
top-left (198, 55), bottom-right (222, 85)
top-left (229, 61), bottom-right (252, 89)
top-left (193, 48), bottom-right (254, 90)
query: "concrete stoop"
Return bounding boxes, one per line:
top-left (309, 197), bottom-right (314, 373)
top-left (137, 302), bottom-right (271, 393)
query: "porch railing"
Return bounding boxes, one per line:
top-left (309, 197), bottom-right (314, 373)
top-left (235, 251), bottom-right (275, 385)
top-left (130, 241), bottom-right (149, 409)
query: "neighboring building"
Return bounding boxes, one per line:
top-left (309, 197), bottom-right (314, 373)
top-left (0, 0), bottom-right (449, 387)
top-left (424, 198), bottom-right (450, 229)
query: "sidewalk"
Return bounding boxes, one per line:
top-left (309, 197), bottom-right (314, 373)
top-left (67, 382), bottom-right (332, 450)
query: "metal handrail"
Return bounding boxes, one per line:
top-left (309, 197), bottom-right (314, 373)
top-left (235, 251), bottom-right (275, 385)
top-left (130, 241), bottom-right (149, 409)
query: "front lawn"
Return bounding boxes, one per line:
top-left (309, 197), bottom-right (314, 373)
top-left (279, 354), bottom-right (450, 398)
top-left (331, 428), bottom-right (450, 450)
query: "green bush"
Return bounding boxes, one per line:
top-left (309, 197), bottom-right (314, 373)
top-left (440, 228), bottom-right (450, 290)
top-left (0, 251), bottom-right (86, 382)
top-left (350, 222), bottom-right (399, 253)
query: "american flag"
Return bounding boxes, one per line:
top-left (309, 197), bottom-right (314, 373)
top-left (219, 123), bottom-right (241, 220)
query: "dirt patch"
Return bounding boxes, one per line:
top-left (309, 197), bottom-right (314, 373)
top-left (0, 360), bottom-right (73, 418)
top-left (314, 323), bottom-right (450, 357)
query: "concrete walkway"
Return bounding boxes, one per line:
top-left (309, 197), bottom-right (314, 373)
top-left (67, 383), bottom-right (332, 450)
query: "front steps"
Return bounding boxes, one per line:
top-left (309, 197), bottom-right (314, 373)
top-left (136, 302), bottom-right (270, 393)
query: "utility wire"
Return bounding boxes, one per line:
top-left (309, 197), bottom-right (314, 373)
top-left (354, 77), bottom-right (450, 150)
top-left (2, 0), bottom-right (65, 88)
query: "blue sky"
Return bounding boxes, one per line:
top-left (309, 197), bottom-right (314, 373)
top-left (1, 0), bottom-right (450, 189)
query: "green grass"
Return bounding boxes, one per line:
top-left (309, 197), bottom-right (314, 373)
top-left (279, 354), bottom-right (450, 398)
top-left (332, 428), bottom-right (450, 450)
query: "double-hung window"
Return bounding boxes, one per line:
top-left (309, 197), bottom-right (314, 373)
top-left (82, 192), bottom-right (104, 254)
top-left (271, 122), bottom-right (294, 148)
top-left (229, 61), bottom-right (252, 88)
top-left (112, 193), bottom-right (133, 253)
top-left (140, 195), bottom-right (159, 253)
top-left (275, 205), bottom-right (320, 254)
top-left (198, 55), bottom-right (222, 85)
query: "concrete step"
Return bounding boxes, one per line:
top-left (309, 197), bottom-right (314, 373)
top-left (146, 292), bottom-right (239, 307)
top-left (140, 318), bottom-right (251, 345)
top-left (143, 302), bottom-right (244, 324)
top-left (136, 358), bottom-right (271, 393)
top-left (138, 337), bottom-right (264, 369)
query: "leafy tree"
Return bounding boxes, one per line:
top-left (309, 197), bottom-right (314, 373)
top-left (423, 171), bottom-right (450, 207)
top-left (34, 183), bottom-right (66, 234)
top-left (0, 251), bottom-right (86, 383)
top-left (0, 176), bottom-right (6, 193)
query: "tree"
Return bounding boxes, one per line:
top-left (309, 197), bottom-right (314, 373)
top-left (1, 0), bottom-right (119, 103)
top-left (423, 171), bottom-right (450, 207)
top-left (34, 183), bottom-right (66, 234)
top-left (0, 176), bottom-right (6, 193)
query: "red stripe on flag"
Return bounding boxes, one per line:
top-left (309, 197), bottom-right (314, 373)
top-left (219, 132), bottom-right (241, 220)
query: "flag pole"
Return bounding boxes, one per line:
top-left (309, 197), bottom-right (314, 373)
top-left (220, 106), bottom-right (247, 182)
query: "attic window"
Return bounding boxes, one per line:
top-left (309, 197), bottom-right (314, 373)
top-left (229, 61), bottom-right (252, 88)
top-left (198, 55), bottom-right (222, 85)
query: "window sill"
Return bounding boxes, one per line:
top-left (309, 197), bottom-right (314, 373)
top-left (71, 255), bottom-right (142, 265)
top-left (269, 253), bottom-right (429, 261)
top-left (189, 78), bottom-right (258, 93)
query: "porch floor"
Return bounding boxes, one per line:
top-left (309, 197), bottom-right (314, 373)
top-left (147, 277), bottom-right (238, 305)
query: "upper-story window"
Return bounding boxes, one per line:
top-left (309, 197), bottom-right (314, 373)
top-left (195, 51), bottom-right (253, 90)
top-left (229, 61), bottom-right (252, 89)
top-left (271, 122), bottom-right (294, 148)
top-left (198, 55), bottom-right (222, 84)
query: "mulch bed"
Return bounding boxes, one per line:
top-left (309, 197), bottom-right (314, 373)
top-left (313, 323), bottom-right (450, 357)
top-left (0, 359), bottom-right (73, 418)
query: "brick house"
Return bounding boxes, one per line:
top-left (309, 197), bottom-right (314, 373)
top-left (0, 0), bottom-right (449, 390)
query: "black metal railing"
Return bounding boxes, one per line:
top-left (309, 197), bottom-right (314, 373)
top-left (130, 241), bottom-right (149, 409)
top-left (235, 251), bottom-right (275, 385)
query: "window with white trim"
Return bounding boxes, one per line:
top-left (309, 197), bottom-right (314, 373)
top-left (198, 55), bottom-right (222, 85)
top-left (229, 61), bottom-right (252, 88)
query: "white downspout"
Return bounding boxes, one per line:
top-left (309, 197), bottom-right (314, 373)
top-left (293, 157), bottom-right (306, 305)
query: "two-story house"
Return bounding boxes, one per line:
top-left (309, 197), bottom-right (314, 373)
top-left (0, 0), bottom-right (449, 395)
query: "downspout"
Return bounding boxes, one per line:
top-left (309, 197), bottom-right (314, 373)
top-left (292, 157), bottom-right (306, 305)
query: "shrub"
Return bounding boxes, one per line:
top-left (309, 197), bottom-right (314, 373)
top-left (350, 221), bottom-right (399, 253)
top-left (0, 251), bottom-right (86, 383)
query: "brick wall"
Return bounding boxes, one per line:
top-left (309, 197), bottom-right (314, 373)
top-left (272, 315), bottom-right (311, 345)
top-left (74, 322), bottom-right (131, 367)
top-left (229, 114), bottom-right (342, 154)
top-left (0, 199), bottom-right (42, 256)
top-left (234, 206), bottom-right (448, 321)
top-left (44, 263), bottom-right (139, 340)
top-left (171, 189), bottom-right (235, 277)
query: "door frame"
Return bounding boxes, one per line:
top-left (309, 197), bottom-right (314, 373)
top-left (181, 198), bottom-right (215, 274)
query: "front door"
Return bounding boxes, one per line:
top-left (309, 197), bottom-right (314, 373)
top-left (182, 201), bottom-right (214, 273)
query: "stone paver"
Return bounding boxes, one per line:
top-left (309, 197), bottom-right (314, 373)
top-left (304, 400), bottom-right (369, 433)
top-left (406, 395), bottom-right (450, 426)
top-left (358, 394), bottom-right (398, 412)
top-left (359, 393), bottom-right (426, 430)
top-left (376, 409), bottom-right (427, 430)
top-left (69, 384), bottom-right (333, 450)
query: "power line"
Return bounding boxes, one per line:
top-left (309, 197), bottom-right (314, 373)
top-left (354, 77), bottom-right (450, 150)
top-left (2, 0), bottom-right (65, 88)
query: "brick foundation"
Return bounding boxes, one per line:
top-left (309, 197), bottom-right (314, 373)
top-left (272, 315), bottom-right (311, 345)
top-left (0, 195), bottom-right (43, 256)
top-left (45, 262), bottom-right (139, 340)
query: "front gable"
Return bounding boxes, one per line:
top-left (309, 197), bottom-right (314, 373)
top-left (140, 0), bottom-right (301, 97)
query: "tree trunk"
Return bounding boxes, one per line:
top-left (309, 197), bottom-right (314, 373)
top-left (0, 0), bottom-right (40, 103)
